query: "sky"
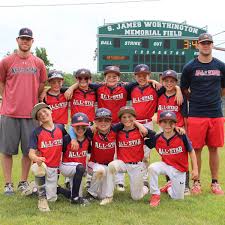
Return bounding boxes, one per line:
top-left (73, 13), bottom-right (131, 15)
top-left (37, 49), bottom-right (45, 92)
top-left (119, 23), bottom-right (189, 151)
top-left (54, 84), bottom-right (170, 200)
top-left (0, 0), bottom-right (225, 73)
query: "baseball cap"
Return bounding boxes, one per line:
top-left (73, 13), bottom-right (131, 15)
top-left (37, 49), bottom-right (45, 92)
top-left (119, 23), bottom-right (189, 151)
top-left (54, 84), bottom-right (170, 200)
top-left (71, 112), bottom-right (89, 127)
top-left (198, 33), bottom-right (213, 43)
top-left (134, 64), bottom-right (150, 74)
top-left (48, 70), bottom-right (64, 80)
top-left (118, 106), bottom-right (136, 118)
top-left (18, 28), bottom-right (33, 38)
top-left (74, 68), bottom-right (91, 78)
top-left (159, 111), bottom-right (177, 123)
top-left (104, 66), bottom-right (120, 76)
top-left (162, 70), bottom-right (178, 81)
top-left (31, 102), bottom-right (51, 120)
top-left (95, 108), bottom-right (112, 119)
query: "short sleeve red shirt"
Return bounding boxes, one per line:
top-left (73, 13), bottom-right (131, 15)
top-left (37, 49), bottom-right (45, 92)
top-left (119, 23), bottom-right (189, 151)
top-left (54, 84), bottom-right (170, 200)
top-left (0, 53), bottom-right (47, 118)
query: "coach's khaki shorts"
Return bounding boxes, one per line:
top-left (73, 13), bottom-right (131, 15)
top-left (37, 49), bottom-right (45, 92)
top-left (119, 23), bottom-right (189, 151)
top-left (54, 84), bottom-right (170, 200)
top-left (0, 115), bottom-right (37, 155)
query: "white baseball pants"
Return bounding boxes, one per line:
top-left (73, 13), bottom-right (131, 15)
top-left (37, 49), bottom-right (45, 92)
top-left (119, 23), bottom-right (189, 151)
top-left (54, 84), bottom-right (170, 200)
top-left (148, 161), bottom-right (186, 199)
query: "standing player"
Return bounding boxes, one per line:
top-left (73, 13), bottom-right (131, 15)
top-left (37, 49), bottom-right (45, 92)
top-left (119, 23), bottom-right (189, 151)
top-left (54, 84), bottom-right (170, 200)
top-left (58, 112), bottom-right (91, 205)
top-left (181, 33), bottom-right (225, 195)
top-left (128, 64), bottom-right (183, 188)
top-left (100, 106), bottom-right (155, 205)
top-left (28, 103), bottom-right (67, 212)
top-left (70, 69), bottom-right (96, 123)
top-left (0, 28), bottom-right (47, 195)
top-left (146, 111), bottom-right (198, 207)
top-left (44, 70), bottom-right (68, 125)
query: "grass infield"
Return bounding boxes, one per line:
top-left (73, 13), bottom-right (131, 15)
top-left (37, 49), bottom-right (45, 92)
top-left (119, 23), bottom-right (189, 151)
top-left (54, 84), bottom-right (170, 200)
top-left (0, 146), bottom-right (225, 225)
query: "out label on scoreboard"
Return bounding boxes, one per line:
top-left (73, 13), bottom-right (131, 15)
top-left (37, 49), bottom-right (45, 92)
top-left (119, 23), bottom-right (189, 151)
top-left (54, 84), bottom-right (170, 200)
top-left (97, 20), bottom-right (207, 73)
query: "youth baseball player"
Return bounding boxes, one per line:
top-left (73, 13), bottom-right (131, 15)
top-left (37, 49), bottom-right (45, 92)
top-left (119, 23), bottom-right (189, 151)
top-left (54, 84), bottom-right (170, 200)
top-left (100, 106), bottom-right (155, 205)
top-left (146, 111), bottom-right (198, 207)
top-left (58, 112), bottom-right (91, 205)
top-left (28, 103), bottom-right (67, 212)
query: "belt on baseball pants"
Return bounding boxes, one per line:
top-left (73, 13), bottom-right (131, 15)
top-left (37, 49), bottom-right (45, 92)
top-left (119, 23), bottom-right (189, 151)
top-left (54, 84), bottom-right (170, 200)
top-left (137, 119), bottom-right (151, 124)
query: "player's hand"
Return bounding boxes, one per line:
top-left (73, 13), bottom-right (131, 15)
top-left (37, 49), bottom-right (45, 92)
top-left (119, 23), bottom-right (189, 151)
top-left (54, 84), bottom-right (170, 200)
top-left (71, 139), bottom-right (79, 151)
top-left (39, 88), bottom-right (48, 102)
top-left (175, 126), bottom-right (186, 135)
top-left (191, 169), bottom-right (198, 180)
top-left (36, 157), bottom-right (46, 166)
top-left (175, 87), bottom-right (184, 106)
top-left (151, 80), bottom-right (162, 91)
top-left (64, 88), bottom-right (73, 100)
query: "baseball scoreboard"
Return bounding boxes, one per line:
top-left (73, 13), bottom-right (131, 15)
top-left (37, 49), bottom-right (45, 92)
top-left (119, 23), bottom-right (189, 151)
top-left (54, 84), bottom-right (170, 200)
top-left (97, 21), bottom-right (207, 73)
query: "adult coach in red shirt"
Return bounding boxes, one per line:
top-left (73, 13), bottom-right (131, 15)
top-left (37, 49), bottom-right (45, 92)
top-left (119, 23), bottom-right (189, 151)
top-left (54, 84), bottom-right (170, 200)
top-left (0, 28), bottom-right (47, 195)
top-left (181, 33), bottom-right (225, 195)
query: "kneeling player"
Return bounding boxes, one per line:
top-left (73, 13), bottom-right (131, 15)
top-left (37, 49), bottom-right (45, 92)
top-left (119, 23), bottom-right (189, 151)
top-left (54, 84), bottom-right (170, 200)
top-left (100, 106), bottom-right (155, 205)
top-left (58, 112), bottom-right (91, 205)
top-left (28, 103), bottom-right (67, 212)
top-left (146, 111), bottom-right (198, 207)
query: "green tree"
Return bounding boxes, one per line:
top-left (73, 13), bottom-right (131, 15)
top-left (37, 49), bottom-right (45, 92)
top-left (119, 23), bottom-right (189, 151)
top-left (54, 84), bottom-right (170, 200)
top-left (63, 73), bottom-right (74, 87)
top-left (35, 47), bottom-right (53, 70)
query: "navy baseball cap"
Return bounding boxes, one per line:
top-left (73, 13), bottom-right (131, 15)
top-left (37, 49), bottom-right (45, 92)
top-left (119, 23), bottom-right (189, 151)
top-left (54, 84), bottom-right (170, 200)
top-left (71, 112), bottom-right (89, 127)
top-left (48, 70), bottom-right (64, 80)
top-left (74, 68), bottom-right (91, 78)
top-left (104, 66), bottom-right (120, 76)
top-left (95, 108), bottom-right (112, 119)
top-left (159, 111), bottom-right (177, 123)
top-left (18, 28), bottom-right (33, 38)
top-left (134, 64), bottom-right (150, 74)
top-left (118, 106), bottom-right (136, 118)
top-left (31, 102), bottom-right (51, 120)
top-left (198, 33), bottom-right (213, 43)
top-left (162, 70), bottom-right (178, 81)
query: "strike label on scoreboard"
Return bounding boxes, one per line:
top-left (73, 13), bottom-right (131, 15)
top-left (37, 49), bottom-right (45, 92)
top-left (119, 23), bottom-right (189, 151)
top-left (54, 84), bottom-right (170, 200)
top-left (97, 20), bottom-right (207, 73)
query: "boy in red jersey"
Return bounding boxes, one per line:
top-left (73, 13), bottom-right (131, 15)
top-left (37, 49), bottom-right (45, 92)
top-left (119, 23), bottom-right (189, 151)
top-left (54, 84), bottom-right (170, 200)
top-left (28, 103), bottom-right (67, 212)
top-left (58, 112), bottom-right (91, 205)
top-left (44, 70), bottom-right (68, 125)
top-left (100, 106), bottom-right (155, 205)
top-left (157, 70), bottom-right (189, 194)
top-left (146, 111), bottom-right (198, 207)
top-left (70, 69), bottom-right (96, 122)
top-left (129, 64), bottom-right (183, 188)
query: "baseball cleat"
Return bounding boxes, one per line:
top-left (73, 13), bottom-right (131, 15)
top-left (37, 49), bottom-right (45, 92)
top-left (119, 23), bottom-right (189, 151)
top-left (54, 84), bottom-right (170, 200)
top-left (160, 181), bottom-right (172, 193)
top-left (100, 197), bottom-right (113, 205)
top-left (71, 197), bottom-right (90, 206)
top-left (191, 181), bottom-right (202, 195)
top-left (17, 181), bottom-right (29, 192)
top-left (21, 181), bottom-right (38, 196)
top-left (211, 183), bottom-right (224, 195)
top-left (38, 198), bottom-right (50, 212)
top-left (184, 187), bottom-right (191, 196)
top-left (116, 184), bottom-right (125, 192)
top-left (4, 183), bottom-right (14, 195)
top-left (149, 194), bottom-right (160, 207)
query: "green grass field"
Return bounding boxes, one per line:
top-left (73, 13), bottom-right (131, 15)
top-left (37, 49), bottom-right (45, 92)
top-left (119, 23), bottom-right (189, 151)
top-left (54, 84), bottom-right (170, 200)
top-left (0, 146), bottom-right (225, 225)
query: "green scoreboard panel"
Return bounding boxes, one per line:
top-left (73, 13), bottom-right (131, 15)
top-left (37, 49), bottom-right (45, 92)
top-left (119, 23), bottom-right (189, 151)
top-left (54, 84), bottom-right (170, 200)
top-left (97, 21), bottom-right (207, 73)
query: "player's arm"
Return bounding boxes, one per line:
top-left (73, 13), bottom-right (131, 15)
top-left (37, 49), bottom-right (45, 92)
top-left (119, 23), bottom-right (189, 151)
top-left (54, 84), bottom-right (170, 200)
top-left (148, 79), bottom-right (162, 91)
top-left (133, 120), bottom-right (148, 137)
top-left (180, 64), bottom-right (191, 100)
top-left (189, 150), bottom-right (198, 180)
top-left (174, 85), bottom-right (183, 106)
top-left (29, 149), bottom-right (46, 166)
top-left (0, 81), bottom-right (5, 96)
top-left (68, 125), bottom-right (79, 150)
top-left (64, 83), bottom-right (79, 100)
top-left (174, 126), bottom-right (185, 135)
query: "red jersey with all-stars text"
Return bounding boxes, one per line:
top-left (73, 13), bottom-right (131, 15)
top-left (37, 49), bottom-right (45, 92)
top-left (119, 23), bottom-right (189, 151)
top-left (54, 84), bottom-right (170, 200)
top-left (28, 124), bottom-right (67, 167)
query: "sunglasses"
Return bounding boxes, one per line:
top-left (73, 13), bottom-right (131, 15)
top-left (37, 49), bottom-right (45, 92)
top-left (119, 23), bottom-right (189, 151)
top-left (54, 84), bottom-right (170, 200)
top-left (199, 41), bottom-right (212, 46)
top-left (77, 77), bottom-right (90, 81)
top-left (160, 120), bottom-right (176, 125)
